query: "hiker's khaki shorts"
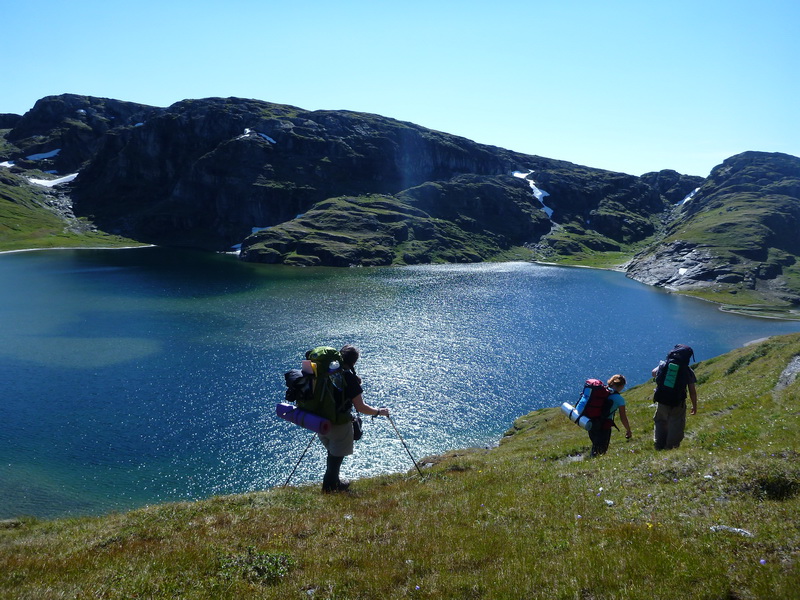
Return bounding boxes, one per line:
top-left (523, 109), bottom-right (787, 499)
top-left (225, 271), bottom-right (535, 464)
top-left (319, 421), bottom-right (354, 457)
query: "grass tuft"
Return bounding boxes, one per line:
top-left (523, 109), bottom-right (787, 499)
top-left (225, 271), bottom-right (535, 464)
top-left (216, 546), bottom-right (296, 585)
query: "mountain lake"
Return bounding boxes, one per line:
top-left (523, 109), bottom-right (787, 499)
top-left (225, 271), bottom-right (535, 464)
top-left (2, 247), bottom-right (800, 519)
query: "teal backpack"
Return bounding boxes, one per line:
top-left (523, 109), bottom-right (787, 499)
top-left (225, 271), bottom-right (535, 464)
top-left (653, 344), bottom-right (695, 406)
top-left (295, 346), bottom-right (352, 425)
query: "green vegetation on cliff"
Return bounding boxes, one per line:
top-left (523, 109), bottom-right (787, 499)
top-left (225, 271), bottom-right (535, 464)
top-left (2, 334), bottom-right (798, 599)
top-left (626, 152), bottom-right (800, 310)
top-left (240, 175), bottom-right (551, 266)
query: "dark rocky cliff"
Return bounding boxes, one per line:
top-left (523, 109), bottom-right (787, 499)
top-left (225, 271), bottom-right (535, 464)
top-left (56, 96), bottom-right (673, 260)
top-left (67, 97), bottom-right (581, 252)
top-left (4, 94), bottom-right (156, 173)
top-left (0, 114), bottom-right (22, 129)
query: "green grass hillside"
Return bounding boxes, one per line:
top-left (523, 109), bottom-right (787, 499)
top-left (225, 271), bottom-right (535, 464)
top-left (240, 175), bottom-right (550, 267)
top-left (0, 170), bottom-right (142, 251)
top-left (626, 152), bottom-right (800, 310)
top-left (2, 334), bottom-right (798, 599)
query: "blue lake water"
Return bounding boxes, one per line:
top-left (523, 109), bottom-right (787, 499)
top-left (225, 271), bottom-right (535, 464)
top-left (2, 247), bottom-right (800, 520)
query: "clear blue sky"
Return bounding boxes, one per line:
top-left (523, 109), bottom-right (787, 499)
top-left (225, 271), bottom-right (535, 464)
top-left (4, 0), bottom-right (798, 177)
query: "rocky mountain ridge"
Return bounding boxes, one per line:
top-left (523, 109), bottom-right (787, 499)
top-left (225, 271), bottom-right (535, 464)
top-left (1, 94), bottom-right (798, 308)
top-left (626, 151), bottom-right (800, 307)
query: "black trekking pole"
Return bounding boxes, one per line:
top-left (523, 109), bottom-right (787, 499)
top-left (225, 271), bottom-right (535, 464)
top-left (283, 432), bottom-right (317, 488)
top-left (386, 414), bottom-right (424, 477)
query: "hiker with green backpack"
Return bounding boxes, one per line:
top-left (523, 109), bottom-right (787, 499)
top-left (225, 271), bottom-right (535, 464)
top-left (320, 344), bottom-right (389, 492)
top-left (284, 344), bottom-right (389, 493)
top-left (651, 344), bottom-right (699, 450)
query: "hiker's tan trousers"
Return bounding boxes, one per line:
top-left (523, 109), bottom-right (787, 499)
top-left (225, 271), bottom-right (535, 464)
top-left (653, 402), bottom-right (686, 450)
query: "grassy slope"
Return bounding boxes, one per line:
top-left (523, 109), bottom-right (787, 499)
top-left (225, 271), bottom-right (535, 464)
top-left (242, 193), bottom-right (535, 267)
top-left (529, 238), bottom-right (648, 270)
top-left (2, 335), bottom-right (798, 599)
top-left (660, 192), bottom-right (800, 309)
top-left (637, 153), bottom-right (800, 309)
top-left (0, 172), bottom-right (143, 251)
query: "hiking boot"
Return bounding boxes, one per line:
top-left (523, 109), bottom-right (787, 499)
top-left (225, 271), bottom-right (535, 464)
top-left (322, 479), bottom-right (351, 493)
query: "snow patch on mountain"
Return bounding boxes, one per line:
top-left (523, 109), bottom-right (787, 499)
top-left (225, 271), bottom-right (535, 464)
top-left (513, 170), bottom-right (554, 218)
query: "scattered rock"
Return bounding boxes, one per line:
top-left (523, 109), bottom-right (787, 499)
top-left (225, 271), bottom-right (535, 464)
top-left (775, 355), bottom-right (800, 390)
top-left (0, 519), bottom-right (23, 529)
top-left (710, 525), bottom-right (754, 537)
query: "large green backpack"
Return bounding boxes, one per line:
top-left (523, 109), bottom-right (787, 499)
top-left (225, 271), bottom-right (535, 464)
top-left (296, 346), bottom-right (352, 425)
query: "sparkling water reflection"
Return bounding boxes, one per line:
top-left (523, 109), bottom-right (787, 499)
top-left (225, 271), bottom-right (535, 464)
top-left (2, 248), bottom-right (799, 519)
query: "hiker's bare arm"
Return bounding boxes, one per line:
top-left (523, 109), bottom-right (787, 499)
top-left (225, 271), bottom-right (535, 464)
top-left (688, 383), bottom-right (698, 415)
top-left (618, 406), bottom-right (632, 438)
top-left (352, 393), bottom-right (390, 417)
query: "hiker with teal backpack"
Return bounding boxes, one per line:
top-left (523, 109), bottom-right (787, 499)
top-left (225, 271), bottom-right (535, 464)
top-left (651, 344), bottom-right (698, 450)
top-left (284, 344), bottom-right (389, 493)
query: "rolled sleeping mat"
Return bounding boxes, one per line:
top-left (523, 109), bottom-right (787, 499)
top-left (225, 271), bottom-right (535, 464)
top-left (561, 402), bottom-right (593, 431)
top-left (276, 403), bottom-right (332, 435)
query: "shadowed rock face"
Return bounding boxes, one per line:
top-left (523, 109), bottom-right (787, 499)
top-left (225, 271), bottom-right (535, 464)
top-left (65, 96), bottom-right (556, 250)
top-left (0, 114), bottom-right (22, 129)
top-left (18, 94), bottom-right (664, 257)
top-left (5, 94), bottom-right (157, 173)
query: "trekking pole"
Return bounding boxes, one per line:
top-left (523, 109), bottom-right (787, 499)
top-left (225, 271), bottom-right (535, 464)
top-left (283, 432), bottom-right (317, 488)
top-left (386, 414), bottom-right (424, 477)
